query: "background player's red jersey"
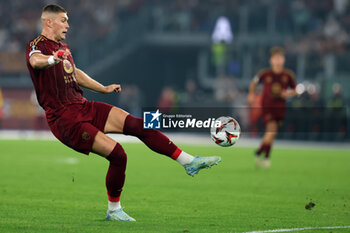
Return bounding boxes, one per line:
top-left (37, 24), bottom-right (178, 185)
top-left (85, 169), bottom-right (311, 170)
top-left (256, 68), bottom-right (296, 108)
top-left (25, 35), bottom-right (86, 117)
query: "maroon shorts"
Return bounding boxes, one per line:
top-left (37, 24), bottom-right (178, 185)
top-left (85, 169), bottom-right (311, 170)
top-left (262, 107), bottom-right (285, 125)
top-left (48, 101), bottom-right (113, 155)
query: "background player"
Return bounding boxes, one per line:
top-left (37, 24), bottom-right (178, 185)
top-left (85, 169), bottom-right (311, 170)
top-left (26, 4), bottom-right (221, 222)
top-left (248, 47), bottom-right (297, 168)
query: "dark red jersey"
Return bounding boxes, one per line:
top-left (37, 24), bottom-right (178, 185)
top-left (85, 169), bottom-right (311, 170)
top-left (25, 35), bottom-right (86, 119)
top-left (255, 68), bottom-right (296, 108)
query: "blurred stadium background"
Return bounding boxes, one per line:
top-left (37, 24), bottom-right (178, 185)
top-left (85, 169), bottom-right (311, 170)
top-left (0, 0), bottom-right (349, 141)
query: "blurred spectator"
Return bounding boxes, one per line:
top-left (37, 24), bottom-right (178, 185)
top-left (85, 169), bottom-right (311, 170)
top-left (324, 15), bottom-right (342, 38)
top-left (211, 41), bottom-right (228, 76)
top-left (326, 83), bottom-right (346, 140)
top-left (214, 75), bottom-right (237, 103)
top-left (179, 79), bottom-right (205, 104)
top-left (157, 86), bottom-right (177, 114)
top-left (333, 0), bottom-right (349, 16)
top-left (307, 83), bottom-right (322, 107)
top-left (327, 83), bottom-right (344, 108)
top-left (291, 0), bottom-right (311, 34)
top-left (118, 84), bottom-right (142, 117)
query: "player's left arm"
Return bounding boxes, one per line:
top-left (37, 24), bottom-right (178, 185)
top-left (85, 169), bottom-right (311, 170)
top-left (281, 70), bottom-right (297, 99)
top-left (74, 67), bottom-right (121, 94)
top-left (281, 88), bottom-right (297, 99)
top-left (247, 73), bottom-right (261, 105)
top-left (0, 89), bottom-right (3, 107)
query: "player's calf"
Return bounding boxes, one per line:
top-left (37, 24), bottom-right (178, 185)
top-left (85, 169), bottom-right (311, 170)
top-left (122, 114), bottom-right (221, 175)
top-left (123, 115), bottom-right (193, 162)
top-left (105, 143), bottom-right (130, 217)
top-left (123, 114), bottom-right (180, 157)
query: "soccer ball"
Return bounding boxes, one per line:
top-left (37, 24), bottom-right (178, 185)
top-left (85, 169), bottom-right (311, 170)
top-left (211, 116), bottom-right (241, 147)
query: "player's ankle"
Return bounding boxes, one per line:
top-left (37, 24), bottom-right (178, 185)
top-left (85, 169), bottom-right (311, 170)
top-left (108, 200), bottom-right (121, 211)
top-left (176, 151), bottom-right (194, 166)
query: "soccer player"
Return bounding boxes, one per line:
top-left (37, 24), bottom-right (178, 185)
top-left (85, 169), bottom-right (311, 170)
top-left (26, 4), bottom-right (221, 222)
top-left (247, 47), bottom-right (297, 168)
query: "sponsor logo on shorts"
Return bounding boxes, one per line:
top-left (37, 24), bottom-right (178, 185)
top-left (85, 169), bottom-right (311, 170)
top-left (82, 132), bottom-right (91, 140)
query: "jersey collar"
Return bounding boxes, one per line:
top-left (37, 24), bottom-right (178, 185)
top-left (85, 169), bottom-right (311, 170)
top-left (40, 34), bottom-right (63, 46)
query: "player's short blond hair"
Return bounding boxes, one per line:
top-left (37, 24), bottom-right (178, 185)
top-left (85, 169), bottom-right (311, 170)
top-left (270, 46), bottom-right (285, 57)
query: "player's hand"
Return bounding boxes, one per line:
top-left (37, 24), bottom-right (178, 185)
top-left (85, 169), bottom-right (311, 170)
top-left (281, 90), bottom-right (288, 99)
top-left (247, 93), bottom-right (255, 106)
top-left (53, 49), bottom-right (71, 61)
top-left (281, 89), bottom-right (297, 99)
top-left (104, 84), bottom-right (121, 94)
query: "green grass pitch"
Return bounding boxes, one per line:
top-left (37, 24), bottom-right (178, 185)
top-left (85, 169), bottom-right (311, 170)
top-left (0, 140), bottom-right (349, 233)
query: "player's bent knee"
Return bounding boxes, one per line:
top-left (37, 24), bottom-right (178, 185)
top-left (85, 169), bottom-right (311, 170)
top-left (267, 131), bottom-right (277, 138)
top-left (106, 143), bottom-right (127, 167)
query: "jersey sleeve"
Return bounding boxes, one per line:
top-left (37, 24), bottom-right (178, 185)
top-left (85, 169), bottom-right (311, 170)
top-left (254, 69), bottom-right (267, 84)
top-left (26, 39), bottom-right (46, 61)
top-left (30, 41), bottom-right (45, 56)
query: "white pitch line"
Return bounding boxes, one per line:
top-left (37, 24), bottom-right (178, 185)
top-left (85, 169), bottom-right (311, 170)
top-left (242, 225), bottom-right (350, 233)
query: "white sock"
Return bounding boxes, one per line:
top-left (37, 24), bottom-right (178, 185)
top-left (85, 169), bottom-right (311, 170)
top-left (108, 200), bottom-right (121, 211)
top-left (176, 151), bottom-right (194, 166)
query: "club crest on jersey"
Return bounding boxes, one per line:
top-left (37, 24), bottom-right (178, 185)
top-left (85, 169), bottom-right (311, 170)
top-left (265, 76), bottom-right (272, 83)
top-left (82, 132), bottom-right (90, 140)
top-left (63, 59), bottom-right (73, 74)
top-left (282, 75), bottom-right (288, 83)
top-left (271, 82), bottom-right (282, 95)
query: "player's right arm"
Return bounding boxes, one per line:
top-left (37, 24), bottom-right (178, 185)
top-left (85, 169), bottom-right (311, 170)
top-left (247, 74), bottom-right (260, 106)
top-left (29, 50), bottom-right (69, 69)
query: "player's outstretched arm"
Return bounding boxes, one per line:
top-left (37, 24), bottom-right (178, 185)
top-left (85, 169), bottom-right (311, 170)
top-left (29, 50), bottom-right (69, 69)
top-left (74, 67), bottom-right (121, 94)
top-left (281, 88), bottom-right (297, 99)
top-left (247, 78), bottom-right (258, 105)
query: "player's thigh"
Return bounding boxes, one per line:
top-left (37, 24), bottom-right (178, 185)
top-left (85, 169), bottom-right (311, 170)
top-left (104, 107), bottom-right (129, 133)
top-left (92, 131), bottom-right (117, 157)
top-left (265, 121), bottom-right (278, 135)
